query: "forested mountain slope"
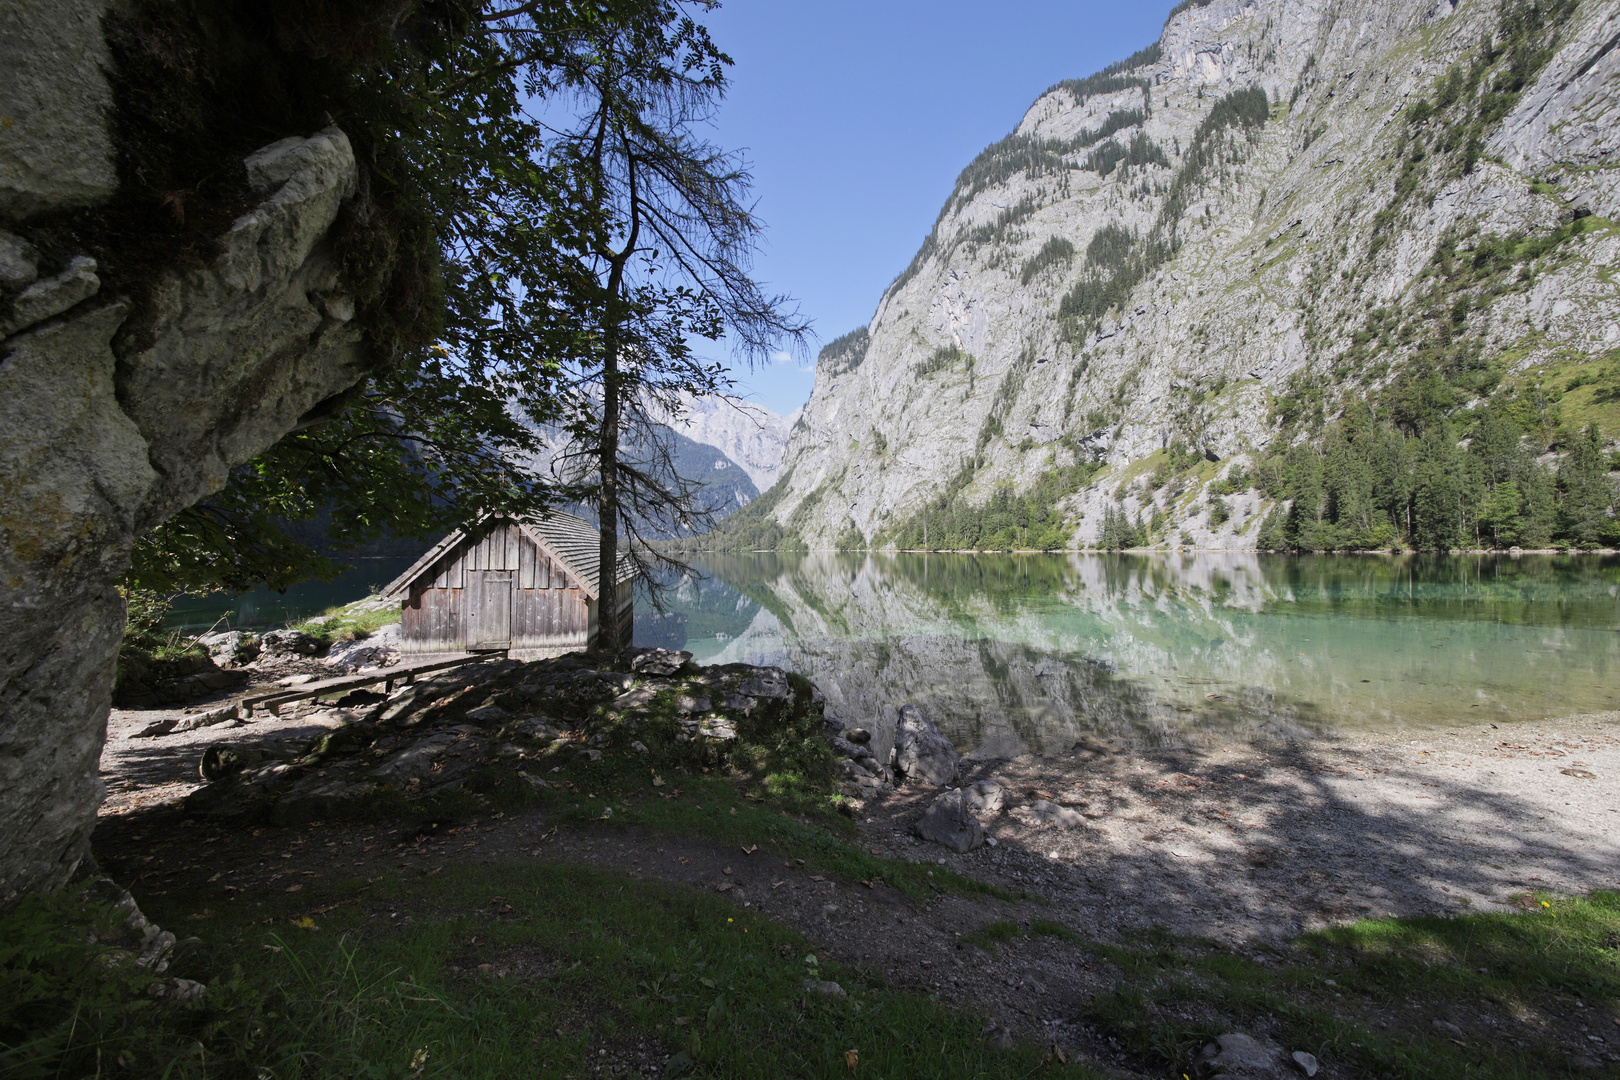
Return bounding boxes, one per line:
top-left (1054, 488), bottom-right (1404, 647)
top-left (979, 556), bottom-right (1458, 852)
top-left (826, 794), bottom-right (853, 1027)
top-left (710, 0), bottom-right (1620, 551)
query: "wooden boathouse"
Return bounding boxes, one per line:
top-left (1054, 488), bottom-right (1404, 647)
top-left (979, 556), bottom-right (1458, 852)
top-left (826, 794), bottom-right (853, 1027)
top-left (379, 512), bottom-right (634, 655)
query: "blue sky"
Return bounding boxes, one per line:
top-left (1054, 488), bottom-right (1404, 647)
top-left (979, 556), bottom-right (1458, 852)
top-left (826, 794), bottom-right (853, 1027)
top-left (697, 1), bottom-right (1172, 417)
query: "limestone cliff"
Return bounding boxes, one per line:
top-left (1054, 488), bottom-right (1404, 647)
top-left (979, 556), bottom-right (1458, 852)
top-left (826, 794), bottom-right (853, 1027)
top-left (757, 0), bottom-right (1620, 549)
top-left (0, 2), bottom-right (412, 903)
top-left (662, 395), bottom-right (795, 494)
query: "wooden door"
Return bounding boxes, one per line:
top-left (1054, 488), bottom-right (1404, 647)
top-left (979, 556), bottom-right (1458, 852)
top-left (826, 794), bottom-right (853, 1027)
top-left (468, 571), bottom-right (513, 649)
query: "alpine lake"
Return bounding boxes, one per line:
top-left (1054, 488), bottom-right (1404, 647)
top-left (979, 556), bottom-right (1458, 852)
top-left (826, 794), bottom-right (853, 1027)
top-left (645, 552), bottom-right (1620, 761)
top-left (167, 550), bottom-right (1620, 760)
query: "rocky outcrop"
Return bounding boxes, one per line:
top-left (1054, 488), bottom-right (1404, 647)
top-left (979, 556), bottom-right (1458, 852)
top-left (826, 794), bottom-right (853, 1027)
top-left (753, 0), bottom-right (1620, 548)
top-left (182, 650), bottom-right (827, 826)
top-left (893, 703), bottom-right (961, 786)
top-left (0, 6), bottom-right (382, 902)
top-left (0, 0), bottom-right (118, 217)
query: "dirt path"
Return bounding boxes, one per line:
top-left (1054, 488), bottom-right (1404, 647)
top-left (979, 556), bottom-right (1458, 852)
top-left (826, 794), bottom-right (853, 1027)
top-left (94, 704), bottom-right (1620, 1075)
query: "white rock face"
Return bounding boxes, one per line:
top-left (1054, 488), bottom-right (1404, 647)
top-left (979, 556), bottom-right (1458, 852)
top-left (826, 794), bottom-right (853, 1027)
top-left (756, 0), bottom-right (1620, 548)
top-left (0, 0), bottom-right (118, 218)
top-left (658, 394), bottom-right (795, 493)
top-left (0, 125), bottom-right (371, 903)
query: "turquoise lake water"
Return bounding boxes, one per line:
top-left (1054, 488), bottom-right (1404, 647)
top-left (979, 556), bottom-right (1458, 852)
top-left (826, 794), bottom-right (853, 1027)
top-left (648, 552), bottom-right (1620, 754)
top-left (166, 550), bottom-right (1620, 753)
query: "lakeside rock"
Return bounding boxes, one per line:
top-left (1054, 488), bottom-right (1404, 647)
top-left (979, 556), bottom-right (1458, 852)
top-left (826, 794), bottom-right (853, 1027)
top-left (894, 704), bottom-right (960, 787)
top-left (182, 650), bottom-right (830, 826)
top-left (913, 788), bottom-right (985, 853)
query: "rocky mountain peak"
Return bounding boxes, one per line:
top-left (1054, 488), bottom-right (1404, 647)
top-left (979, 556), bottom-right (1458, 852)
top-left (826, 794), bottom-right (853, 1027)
top-left (719, 0), bottom-right (1619, 553)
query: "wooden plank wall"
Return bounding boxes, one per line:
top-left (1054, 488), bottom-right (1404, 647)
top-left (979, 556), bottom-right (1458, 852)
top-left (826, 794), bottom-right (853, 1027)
top-left (402, 585), bottom-right (467, 653)
top-left (512, 588), bottom-right (589, 649)
top-left (402, 523), bottom-right (596, 653)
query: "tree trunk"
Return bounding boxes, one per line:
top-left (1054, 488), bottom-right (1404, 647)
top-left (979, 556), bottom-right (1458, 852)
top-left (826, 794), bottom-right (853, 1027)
top-left (596, 338), bottom-right (621, 655)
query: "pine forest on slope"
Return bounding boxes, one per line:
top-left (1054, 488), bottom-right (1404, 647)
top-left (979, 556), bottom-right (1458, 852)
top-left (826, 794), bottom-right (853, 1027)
top-left (685, 0), bottom-right (1620, 553)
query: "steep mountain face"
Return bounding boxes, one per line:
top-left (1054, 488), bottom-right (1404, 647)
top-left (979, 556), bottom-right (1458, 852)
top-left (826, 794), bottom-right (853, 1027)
top-left (663, 394), bottom-right (796, 493)
top-left (756, 0), bottom-right (1620, 549)
top-left (521, 394), bottom-right (789, 536)
top-left (664, 425), bottom-right (762, 521)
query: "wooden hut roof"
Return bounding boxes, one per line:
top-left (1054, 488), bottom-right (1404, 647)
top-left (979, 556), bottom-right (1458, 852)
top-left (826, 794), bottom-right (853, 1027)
top-left (378, 510), bottom-right (634, 602)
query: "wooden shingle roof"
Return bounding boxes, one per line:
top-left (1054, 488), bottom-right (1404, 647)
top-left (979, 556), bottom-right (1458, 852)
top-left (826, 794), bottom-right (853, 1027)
top-left (379, 510), bottom-right (635, 602)
top-left (523, 510), bottom-right (635, 596)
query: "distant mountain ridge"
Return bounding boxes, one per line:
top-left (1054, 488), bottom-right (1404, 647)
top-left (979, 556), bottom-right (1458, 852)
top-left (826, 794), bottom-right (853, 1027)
top-left (657, 394), bottom-right (797, 493)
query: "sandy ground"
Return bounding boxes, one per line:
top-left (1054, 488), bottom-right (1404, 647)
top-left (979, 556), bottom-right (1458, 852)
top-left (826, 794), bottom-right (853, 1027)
top-left (95, 702), bottom-right (1620, 1075)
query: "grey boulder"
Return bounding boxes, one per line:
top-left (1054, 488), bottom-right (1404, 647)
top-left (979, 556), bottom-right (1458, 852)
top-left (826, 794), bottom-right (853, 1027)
top-left (0, 231), bottom-right (39, 289)
top-left (1027, 799), bottom-right (1085, 829)
top-left (738, 669), bottom-right (791, 700)
top-left (802, 978), bottom-right (846, 997)
top-left (198, 630), bottom-right (259, 668)
top-left (964, 780), bottom-right (1005, 816)
top-left (624, 647), bottom-right (691, 676)
top-left (1198, 1032), bottom-right (1287, 1077)
top-left (259, 629), bottom-right (321, 657)
top-left (894, 704), bottom-right (959, 787)
top-left (913, 788), bottom-right (984, 853)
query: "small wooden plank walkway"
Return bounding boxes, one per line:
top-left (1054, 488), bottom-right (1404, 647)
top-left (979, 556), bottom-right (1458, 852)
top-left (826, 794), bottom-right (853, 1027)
top-left (238, 650), bottom-right (507, 718)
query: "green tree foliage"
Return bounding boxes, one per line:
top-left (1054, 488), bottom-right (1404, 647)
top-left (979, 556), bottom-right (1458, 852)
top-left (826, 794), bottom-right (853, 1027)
top-left (664, 471), bottom-right (807, 553)
top-left (1558, 424), bottom-right (1614, 546)
top-left (1372, 0), bottom-right (1580, 253)
top-left (1164, 0), bottom-right (1215, 26)
top-left (1098, 505), bottom-right (1144, 550)
top-left (1018, 236), bottom-right (1076, 286)
top-left (1047, 44), bottom-right (1160, 105)
top-left (1257, 410), bottom-right (1610, 551)
top-left (817, 326), bottom-right (870, 375)
top-left (1082, 132), bottom-right (1171, 177)
top-left (1410, 421), bottom-right (1466, 551)
top-left (541, 9), bottom-right (809, 650)
top-left (128, 1), bottom-right (746, 596)
top-left (915, 344), bottom-right (969, 378)
top-left (126, 2), bottom-right (805, 632)
top-left (884, 458), bottom-right (1103, 552)
top-left (1058, 86), bottom-right (1269, 343)
top-left (886, 47), bottom-right (1162, 299)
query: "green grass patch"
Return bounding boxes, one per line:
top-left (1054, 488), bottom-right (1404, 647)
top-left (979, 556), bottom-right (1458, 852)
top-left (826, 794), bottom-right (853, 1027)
top-left (455, 763), bottom-right (1016, 906)
top-left (961, 918), bottom-right (1078, 953)
top-left (961, 920), bottom-right (1022, 951)
top-left (1028, 918), bottom-right (1081, 943)
top-left (292, 597), bottom-right (402, 648)
top-left (1085, 892), bottom-right (1620, 1080)
top-left (3, 866), bottom-right (1090, 1079)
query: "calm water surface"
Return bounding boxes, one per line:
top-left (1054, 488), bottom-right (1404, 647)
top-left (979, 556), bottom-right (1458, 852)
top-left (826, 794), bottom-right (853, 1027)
top-left (161, 557), bottom-right (418, 633)
top-left (650, 553), bottom-right (1620, 757)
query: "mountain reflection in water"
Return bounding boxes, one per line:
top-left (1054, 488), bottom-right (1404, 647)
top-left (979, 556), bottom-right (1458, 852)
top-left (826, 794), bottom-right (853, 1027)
top-left (638, 552), bottom-right (1620, 760)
